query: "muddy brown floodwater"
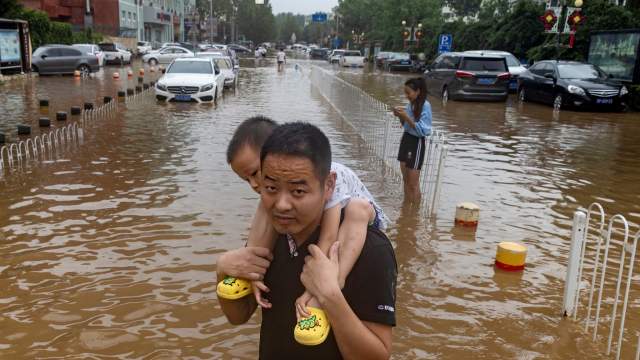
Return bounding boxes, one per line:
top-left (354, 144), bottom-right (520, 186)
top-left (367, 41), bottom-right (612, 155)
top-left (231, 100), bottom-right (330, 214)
top-left (1, 58), bottom-right (639, 359)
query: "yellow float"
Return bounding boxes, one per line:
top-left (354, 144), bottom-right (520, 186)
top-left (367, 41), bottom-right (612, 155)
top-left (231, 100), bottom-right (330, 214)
top-left (495, 242), bottom-right (527, 271)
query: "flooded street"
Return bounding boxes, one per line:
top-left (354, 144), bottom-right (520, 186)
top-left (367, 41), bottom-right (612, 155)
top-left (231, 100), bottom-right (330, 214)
top-left (1, 58), bottom-right (639, 359)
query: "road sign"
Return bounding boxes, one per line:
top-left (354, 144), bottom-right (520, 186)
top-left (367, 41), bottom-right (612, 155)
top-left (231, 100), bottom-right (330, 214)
top-left (312, 12), bottom-right (328, 23)
top-left (438, 34), bottom-right (453, 54)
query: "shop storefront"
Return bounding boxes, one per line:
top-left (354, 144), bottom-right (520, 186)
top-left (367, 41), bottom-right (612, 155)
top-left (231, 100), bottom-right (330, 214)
top-left (143, 6), bottom-right (173, 45)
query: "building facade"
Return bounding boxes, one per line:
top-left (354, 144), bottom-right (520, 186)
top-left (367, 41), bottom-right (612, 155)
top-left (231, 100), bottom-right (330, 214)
top-left (20, 0), bottom-right (188, 44)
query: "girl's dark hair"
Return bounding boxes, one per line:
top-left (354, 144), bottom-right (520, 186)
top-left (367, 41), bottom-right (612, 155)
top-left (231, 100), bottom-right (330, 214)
top-left (405, 77), bottom-right (428, 120)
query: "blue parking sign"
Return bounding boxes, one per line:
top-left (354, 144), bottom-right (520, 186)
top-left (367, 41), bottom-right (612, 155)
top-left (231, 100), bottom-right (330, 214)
top-left (438, 34), bottom-right (453, 54)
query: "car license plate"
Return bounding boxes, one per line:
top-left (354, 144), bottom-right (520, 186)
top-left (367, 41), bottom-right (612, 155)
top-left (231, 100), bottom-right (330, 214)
top-left (175, 94), bottom-right (191, 101)
top-left (477, 78), bottom-right (496, 85)
top-left (596, 98), bottom-right (613, 104)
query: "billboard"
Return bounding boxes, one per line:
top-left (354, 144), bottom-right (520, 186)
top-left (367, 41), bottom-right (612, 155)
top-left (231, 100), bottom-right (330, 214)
top-left (0, 30), bottom-right (21, 63)
top-left (588, 31), bottom-right (640, 83)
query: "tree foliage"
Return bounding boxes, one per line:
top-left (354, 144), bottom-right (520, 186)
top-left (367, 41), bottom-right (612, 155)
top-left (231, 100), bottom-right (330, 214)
top-left (236, 0), bottom-right (275, 44)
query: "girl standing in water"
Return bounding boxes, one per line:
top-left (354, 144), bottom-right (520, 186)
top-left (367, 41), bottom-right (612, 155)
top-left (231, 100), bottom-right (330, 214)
top-left (393, 77), bottom-right (432, 203)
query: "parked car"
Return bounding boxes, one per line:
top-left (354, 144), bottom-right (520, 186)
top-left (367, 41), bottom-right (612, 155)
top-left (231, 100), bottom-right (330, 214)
top-left (384, 52), bottom-right (412, 71)
top-left (32, 45), bottom-right (99, 76)
top-left (196, 53), bottom-right (239, 89)
top-left (143, 46), bottom-right (194, 65)
top-left (375, 51), bottom-right (392, 68)
top-left (179, 42), bottom-right (197, 52)
top-left (161, 42), bottom-right (181, 48)
top-left (137, 41), bottom-right (152, 55)
top-left (328, 49), bottom-right (345, 64)
top-left (310, 48), bottom-right (329, 60)
top-left (464, 50), bottom-right (527, 92)
top-left (98, 43), bottom-right (132, 65)
top-left (229, 44), bottom-right (251, 53)
top-left (72, 43), bottom-right (104, 67)
top-left (339, 50), bottom-right (365, 67)
top-left (155, 58), bottom-right (225, 103)
top-left (518, 60), bottom-right (629, 111)
top-left (424, 52), bottom-right (510, 102)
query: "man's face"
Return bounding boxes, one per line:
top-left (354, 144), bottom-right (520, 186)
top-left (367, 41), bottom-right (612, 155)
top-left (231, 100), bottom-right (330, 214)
top-left (260, 154), bottom-right (334, 238)
top-left (230, 144), bottom-right (261, 194)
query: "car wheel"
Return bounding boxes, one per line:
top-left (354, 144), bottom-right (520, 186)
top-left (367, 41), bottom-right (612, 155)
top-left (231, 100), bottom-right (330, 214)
top-left (31, 65), bottom-right (39, 73)
top-left (149, 58), bottom-right (158, 66)
top-left (442, 87), bottom-right (449, 104)
top-left (518, 87), bottom-right (527, 102)
top-left (77, 64), bottom-right (90, 77)
top-left (553, 94), bottom-right (563, 110)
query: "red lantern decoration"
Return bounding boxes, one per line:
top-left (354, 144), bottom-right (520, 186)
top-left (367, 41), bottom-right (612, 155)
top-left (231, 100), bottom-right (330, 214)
top-left (539, 9), bottom-right (558, 31)
top-left (415, 29), bottom-right (424, 39)
top-left (402, 29), bottom-right (411, 39)
top-left (567, 9), bottom-right (586, 32)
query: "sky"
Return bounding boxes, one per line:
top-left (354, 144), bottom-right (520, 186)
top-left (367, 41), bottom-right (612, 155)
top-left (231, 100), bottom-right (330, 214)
top-left (269, 0), bottom-right (338, 15)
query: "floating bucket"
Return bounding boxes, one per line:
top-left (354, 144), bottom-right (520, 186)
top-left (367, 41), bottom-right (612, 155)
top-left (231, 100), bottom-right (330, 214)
top-left (70, 106), bottom-right (82, 115)
top-left (135, 85), bottom-right (142, 93)
top-left (495, 242), bottom-right (527, 271)
top-left (117, 90), bottom-right (126, 98)
top-left (74, 70), bottom-right (81, 77)
top-left (127, 70), bottom-right (133, 77)
top-left (455, 202), bottom-right (480, 227)
top-left (103, 96), bottom-right (112, 104)
top-left (39, 99), bottom-right (49, 107)
top-left (84, 102), bottom-right (94, 110)
top-left (139, 68), bottom-right (145, 76)
top-left (0, 133), bottom-right (5, 144)
top-left (56, 112), bottom-right (68, 121)
top-left (143, 84), bottom-right (149, 90)
top-left (126, 88), bottom-right (134, 96)
top-left (113, 72), bottom-right (120, 79)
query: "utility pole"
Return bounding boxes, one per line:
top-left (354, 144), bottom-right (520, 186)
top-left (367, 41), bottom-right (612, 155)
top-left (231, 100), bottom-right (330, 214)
top-left (210, 0), bottom-right (214, 42)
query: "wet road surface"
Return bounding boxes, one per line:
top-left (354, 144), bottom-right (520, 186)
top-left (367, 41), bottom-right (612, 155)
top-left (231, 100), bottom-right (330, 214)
top-left (0, 58), bottom-right (639, 359)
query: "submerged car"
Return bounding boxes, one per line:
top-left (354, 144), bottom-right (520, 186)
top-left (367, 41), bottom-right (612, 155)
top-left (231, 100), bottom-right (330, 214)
top-left (143, 46), bottom-right (194, 65)
top-left (155, 58), bottom-right (225, 103)
top-left (32, 45), bottom-right (99, 75)
top-left (464, 50), bottom-right (527, 92)
top-left (339, 50), bottom-right (365, 67)
top-left (72, 43), bottom-right (104, 67)
top-left (384, 52), bottom-right (412, 71)
top-left (518, 60), bottom-right (629, 111)
top-left (424, 52), bottom-right (510, 102)
top-left (137, 41), bottom-right (152, 55)
top-left (98, 42), bottom-right (132, 65)
top-left (329, 49), bottom-right (346, 64)
top-left (310, 48), bottom-right (328, 60)
top-left (196, 53), bottom-right (239, 89)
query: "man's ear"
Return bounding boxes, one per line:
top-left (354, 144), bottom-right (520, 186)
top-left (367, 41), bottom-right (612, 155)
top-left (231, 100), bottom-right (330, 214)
top-left (324, 171), bottom-right (336, 201)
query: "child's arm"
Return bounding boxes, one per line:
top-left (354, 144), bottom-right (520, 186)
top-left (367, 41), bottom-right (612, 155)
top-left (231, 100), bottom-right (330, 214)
top-left (247, 201), bottom-right (278, 308)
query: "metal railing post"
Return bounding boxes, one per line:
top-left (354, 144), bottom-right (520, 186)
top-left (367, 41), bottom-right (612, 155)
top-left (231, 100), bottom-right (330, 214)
top-left (563, 210), bottom-right (587, 317)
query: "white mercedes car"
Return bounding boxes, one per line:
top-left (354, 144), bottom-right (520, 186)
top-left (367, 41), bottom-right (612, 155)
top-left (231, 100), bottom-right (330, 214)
top-left (155, 58), bottom-right (225, 103)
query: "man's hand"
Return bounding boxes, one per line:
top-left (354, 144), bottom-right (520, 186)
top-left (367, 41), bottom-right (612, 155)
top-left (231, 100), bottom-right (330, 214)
top-left (300, 242), bottom-right (341, 305)
top-left (217, 247), bottom-right (273, 281)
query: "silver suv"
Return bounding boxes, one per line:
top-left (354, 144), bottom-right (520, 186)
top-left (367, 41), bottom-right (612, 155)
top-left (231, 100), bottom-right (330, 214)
top-left (424, 52), bottom-right (510, 102)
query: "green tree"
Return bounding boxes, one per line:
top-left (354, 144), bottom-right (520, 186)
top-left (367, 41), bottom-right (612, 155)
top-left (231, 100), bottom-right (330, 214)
top-left (0, 0), bottom-right (22, 18)
top-left (237, 0), bottom-right (275, 44)
top-left (275, 13), bottom-right (303, 43)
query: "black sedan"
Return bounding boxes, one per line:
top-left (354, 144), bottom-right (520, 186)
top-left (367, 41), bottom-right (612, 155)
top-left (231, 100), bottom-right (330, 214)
top-left (518, 61), bottom-right (629, 111)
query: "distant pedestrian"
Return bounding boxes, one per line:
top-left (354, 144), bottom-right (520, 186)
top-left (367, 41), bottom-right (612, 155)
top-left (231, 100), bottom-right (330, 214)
top-left (276, 48), bottom-right (286, 72)
top-left (393, 77), bottom-right (432, 203)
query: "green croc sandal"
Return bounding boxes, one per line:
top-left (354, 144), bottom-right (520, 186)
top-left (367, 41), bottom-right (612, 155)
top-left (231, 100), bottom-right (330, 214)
top-left (294, 307), bottom-right (331, 346)
top-left (216, 276), bottom-right (252, 300)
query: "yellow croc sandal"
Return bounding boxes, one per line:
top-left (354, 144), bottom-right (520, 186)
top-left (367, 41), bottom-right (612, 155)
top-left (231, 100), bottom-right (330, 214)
top-left (216, 276), bottom-right (252, 300)
top-left (294, 307), bottom-right (331, 346)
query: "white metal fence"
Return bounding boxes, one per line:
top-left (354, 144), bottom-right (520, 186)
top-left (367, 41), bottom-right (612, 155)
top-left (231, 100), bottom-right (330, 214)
top-left (0, 86), bottom-right (154, 173)
top-left (308, 66), bottom-right (447, 214)
top-left (563, 203), bottom-right (640, 359)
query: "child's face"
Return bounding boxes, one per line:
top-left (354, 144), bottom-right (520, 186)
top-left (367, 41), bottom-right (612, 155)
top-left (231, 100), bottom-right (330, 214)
top-left (230, 144), bottom-right (262, 194)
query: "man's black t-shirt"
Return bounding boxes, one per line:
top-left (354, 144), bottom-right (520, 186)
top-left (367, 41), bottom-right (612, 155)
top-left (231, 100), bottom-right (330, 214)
top-left (259, 226), bottom-right (397, 359)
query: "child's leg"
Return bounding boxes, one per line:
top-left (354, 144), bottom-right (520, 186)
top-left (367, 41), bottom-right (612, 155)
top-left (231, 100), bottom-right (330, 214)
top-left (335, 198), bottom-right (376, 288)
top-left (296, 199), bottom-right (375, 318)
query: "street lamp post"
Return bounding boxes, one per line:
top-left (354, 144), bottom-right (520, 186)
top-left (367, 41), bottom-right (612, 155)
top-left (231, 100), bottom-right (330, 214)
top-left (401, 20), bottom-right (423, 49)
top-left (210, 0), bottom-right (214, 43)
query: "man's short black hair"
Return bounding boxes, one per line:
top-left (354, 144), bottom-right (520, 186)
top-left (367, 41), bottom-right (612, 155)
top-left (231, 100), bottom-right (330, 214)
top-left (260, 122), bottom-right (332, 181)
top-left (227, 116), bottom-right (278, 164)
